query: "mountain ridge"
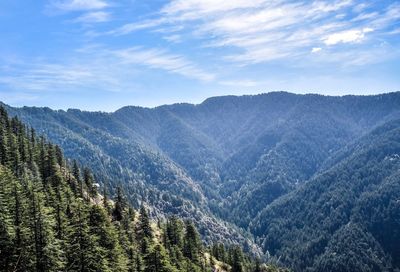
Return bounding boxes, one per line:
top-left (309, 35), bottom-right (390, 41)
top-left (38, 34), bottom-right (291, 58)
top-left (2, 91), bottom-right (400, 270)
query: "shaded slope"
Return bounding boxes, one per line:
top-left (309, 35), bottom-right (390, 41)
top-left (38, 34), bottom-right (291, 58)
top-left (3, 92), bottom-right (400, 254)
top-left (4, 105), bottom-right (254, 249)
top-left (249, 118), bottom-right (400, 271)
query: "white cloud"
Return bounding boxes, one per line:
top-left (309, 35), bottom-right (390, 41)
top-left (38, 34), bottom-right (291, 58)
top-left (73, 11), bottom-right (111, 23)
top-left (163, 34), bottom-right (182, 43)
top-left (161, 0), bottom-right (268, 17)
top-left (108, 19), bottom-right (165, 36)
top-left (51, 0), bottom-right (108, 11)
top-left (219, 79), bottom-right (260, 87)
top-left (113, 47), bottom-right (215, 81)
top-left (104, 0), bottom-right (398, 66)
top-left (323, 28), bottom-right (373, 45)
top-left (311, 47), bottom-right (322, 53)
top-left (107, 0), bottom-right (396, 66)
top-left (0, 44), bottom-right (215, 95)
top-left (43, 0), bottom-right (400, 70)
top-left (0, 63), bottom-right (117, 91)
top-left (309, 0), bottom-right (353, 13)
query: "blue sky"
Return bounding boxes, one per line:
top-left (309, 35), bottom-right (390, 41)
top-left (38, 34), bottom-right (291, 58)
top-left (0, 0), bottom-right (399, 111)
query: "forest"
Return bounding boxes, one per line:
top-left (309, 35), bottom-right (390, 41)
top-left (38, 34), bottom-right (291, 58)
top-left (0, 106), bottom-right (286, 272)
top-left (3, 92), bottom-right (400, 271)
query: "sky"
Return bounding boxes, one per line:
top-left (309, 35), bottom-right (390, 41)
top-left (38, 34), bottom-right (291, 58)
top-left (0, 0), bottom-right (399, 111)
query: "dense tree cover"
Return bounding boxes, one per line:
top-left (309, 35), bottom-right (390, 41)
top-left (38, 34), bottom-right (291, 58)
top-left (4, 103), bottom-right (252, 248)
top-left (249, 119), bottom-right (400, 271)
top-left (4, 92), bottom-right (400, 270)
top-left (0, 107), bottom-right (284, 272)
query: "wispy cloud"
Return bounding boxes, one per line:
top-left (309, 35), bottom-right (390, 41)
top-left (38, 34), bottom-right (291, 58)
top-left (219, 79), bottom-right (261, 87)
top-left (107, 19), bottom-right (165, 36)
top-left (0, 63), bottom-right (118, 91)
top-left (163, 34), bottom-right (182, 43)
top-left (106, 0), bottom-right (399, 66)
top-left (50, 0), bottom-right (108, 11)
top-left (323, 28), bottom-right (373, 45)
top-left (73, 11), bottom-right (111, 23)
top-left (0, 44), bottom-right (215, 94)
top-left (113, 47), bottom-right (215, 81)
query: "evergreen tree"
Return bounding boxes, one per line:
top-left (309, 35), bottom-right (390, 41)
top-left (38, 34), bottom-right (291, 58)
top-left (138, 205), bottom-right (153, 240)
top-left (113, 186), bottom-right (127, 222)
top-left (230, 246), bottom-right (244, 272)
top-left (144, 244), bottom-right (177, 272)
top-left (28, 181), bottom-right (65, 272)
top-left (166, 216), bottom-right (183, 248)
top-left (0, 167), bottom-right (15, 271)
top-left (89, 204), bottom-right (128, 271)
top-left (183, 221), bottom-right (202, 263)
top-left (83, 167), bottom-right (96, 199)
top-left (66, 200), bottom-right (105, 272)
top-left (72, 159), bottom-right (83, 198)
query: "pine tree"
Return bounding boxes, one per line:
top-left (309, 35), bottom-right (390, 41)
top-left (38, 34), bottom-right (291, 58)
top-left (66, 200), bottom-right (105, 272)
top-left (166, 216), bottom-right (183, 248)
top-left (0, 166), bottom-right (15, 271)
top-left (72, 159), bottom-right (83, 198)
top-left (183, 221), bottom-right (202, 263)
top-left (0, 125), bottom-right (8, 165)
top-left (83, 167), bottom-right (96, 199)
top-left (28, 180), bottom-right (65, 272)
top-left (102, 182), bottom-right (112, 215)
top-left (137, 205), bottom-right (153, 240)
top-left (144, 244), bottom-right (177, 272)
top-left (89, 204), bottom-right (128, 271)
top-left (230, 246), bottom-right (244, 272)
top-left (113, 186), bottom-right (127, 222)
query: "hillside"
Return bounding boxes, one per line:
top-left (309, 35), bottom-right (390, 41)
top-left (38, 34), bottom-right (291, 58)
top-left (3, 103), bottom-right (255, 249)
top-left (0, 106), bottom-right (287, 272)
top-left (250, 118), bottom-right (400, 271)
top-left (3, 91), bottom-right (400, 270)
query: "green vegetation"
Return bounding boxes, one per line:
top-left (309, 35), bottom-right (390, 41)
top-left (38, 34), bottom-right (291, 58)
top-left (3, 92), bottom-right (400, 271)
top-left (0, 106), bottom-right (286, 271)
top-left (249, 119), bottom-right (400, 271)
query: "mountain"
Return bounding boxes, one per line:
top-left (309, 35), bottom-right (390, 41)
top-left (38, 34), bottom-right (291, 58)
top-left (0, 106), bottom-right (284, 272)
top-left (250, 118), bottom-right (400, 271)
top-left (3, 91), bottom-right (400, 270)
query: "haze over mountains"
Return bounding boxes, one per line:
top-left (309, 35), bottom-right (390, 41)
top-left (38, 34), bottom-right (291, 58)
top-left (3, 91), bottom-right (400, 271)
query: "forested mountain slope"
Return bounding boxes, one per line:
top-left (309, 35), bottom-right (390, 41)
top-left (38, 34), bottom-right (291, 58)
top-left (250, 118), bottom-right (400, 271)
top-left (3, 91), bottom-right (400, 270)
top-left (0, 107), bottom-right (284, 272)
top-left (6, 92), bottom-right (400, 217)
top-left (3, 103), bottom-right (255, 249)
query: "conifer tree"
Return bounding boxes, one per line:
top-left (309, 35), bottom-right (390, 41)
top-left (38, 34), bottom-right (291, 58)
top-left (230, 246), bottom-right (244, 272)
top-left (66, 200), bottom-right (105, 272)
top-left (166, 216), bottom-right (183, 248)
top-left (72, 159), bottom-right (83, 198)
top-left (28, 181), bottom-right (65, 272)
top-left (113, 186), bottom-right (127, 222)
top-left (183, 221), bottom-right (202, 263)
top-left (89, 204), bottom-right (128, 271)
top-left (144, 244), bottom-right (177, 272)
top-left (0, 166), bottom-right (15, 271)
top-left (83, 167), bottom-right (96, 199)
top-left (138, 205), bottom-right (153, 240)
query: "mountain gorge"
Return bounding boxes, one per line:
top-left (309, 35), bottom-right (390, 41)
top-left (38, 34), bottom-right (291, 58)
top-left (0, 105), bottom-right (281, 272)
top-left (4, 91), bottom-right (400, 271)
